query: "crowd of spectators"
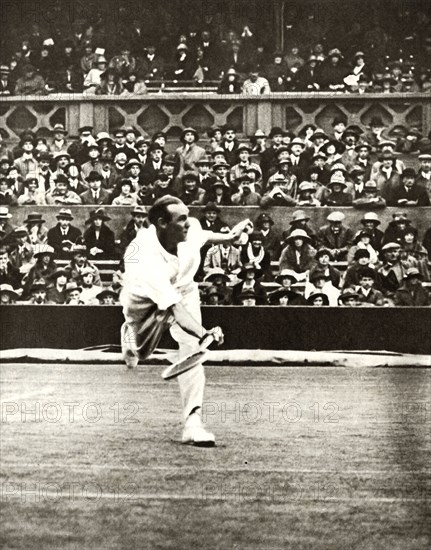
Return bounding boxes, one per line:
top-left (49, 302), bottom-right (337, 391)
top-left (0, 118), bottom-right (430, 307)
top-left (0, 0), bottom-right (430, 94)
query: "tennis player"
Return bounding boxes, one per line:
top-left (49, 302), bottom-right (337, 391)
top-left (120, 195), bottom-right (251, 446)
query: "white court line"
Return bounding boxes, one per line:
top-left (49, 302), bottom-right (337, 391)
top-left (2, 463), bottom-right (429, 475)
top-left (1, 491), bottom-right (427, 504)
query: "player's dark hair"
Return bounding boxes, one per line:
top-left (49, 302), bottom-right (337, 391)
top-left (148, 195), bottom-right (183, 225)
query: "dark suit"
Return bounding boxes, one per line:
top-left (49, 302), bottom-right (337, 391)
top-left (141, 160), bottom-right (163, 185)
top-left (79, 189), bottom-right (111, 205)
top-left (47, 224), bottom-right (82, 257)
top-left (316, 225), bottom-right (354, 260)
top-left (83, 224), bottom-right (116, 258)
top-left (388, 183), bottom-right (430, 207)
top-left (220, 141), bottom-right (240, 167)
top-left (232, 281), bottom-right (267, 305)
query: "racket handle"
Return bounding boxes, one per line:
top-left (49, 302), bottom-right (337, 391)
top-left (199, 332), bottom-right (215, 349)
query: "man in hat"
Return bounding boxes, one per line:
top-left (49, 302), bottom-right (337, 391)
top-left (354, 212), bottom-right (384, 251)
top-left (14, 65), bottom-right (46, 95)
top-left (175, 128), bottom-right (206, 177)
top-left (394, 267), bottom-right (430, 306)
top-left (64, 281), bottom-right (85, 305)
top-left (46, 174), bottom-right (82, 205)
top-left (28, 280), bottom-right (52, 304)
top-left (120, 205), bottom-right (148, 251)
top-left (288, 138), bottom-right (310, 182)
top-left (316, 212), bottom-right (354, 261)
top-left (219, 127), bottom-right (240, 167)
top-left (203, 228), bottom-right (241, 279)
top-left (240, 231), bottom-right (271, 277)
top-left (260, 127), bottom-right (284, 179)
top-left (199, 202), bottom-right (225, 233)
top-left (370, 140), bottom-right (405, 177)
top-left (80, 171), bottom-right (110, 205)
top-left (363, 117), bottom-right (390, 150)
top-left (355, 267), bottom-right (384, 306)
top-left (141, 143), bottom-right (165, 185)
top-left (67, 126), bottom-right (94, 165)
top-left (242, 67), bottom-right (271, 95)
top-left (81, 144), bottom-right (103, 181)
top-left (111, 129), bottom-right (131, 159)
top-left (24, 212), bottom-right (48, 245)
top-left (49, 124), bottom-right (68, 155)
top-left (339, 288), bottom-right (360, 307)
top-left (416, 153), bottom-right (431, 195)
top-left (230, 145), bottom-right (261, 185)
top-left (6, 226), bottom-right (33, 269)
top-left (0, 246), bottom-right (22, 289)
top-left (232, 263), bottom-right (267, 305)
top-left (231, 176), bottom-right (261, 206)
top-left (382, 212), bottom-right (416, 247)
top-left (0, 206), bottom-right (15, 239)
top-left (388, 168), bottom-right (430, 207)
top-left (296, 181), bottom-right (320, 207)
top-left (121, 195), bottom-right (251, 445)
top-left (47, 208), bottom-right (82, 257)
top-left (83, 208), bottom-right (116, 258)
top-left (138, 44), bottom-right (165, 80)
top-left (14, 134), bottom-right (38, 179)
top-left (66, 243), bottom-right (102, 286)
top-left (296, 55), bottom-right (320, 91)
top-left (135, 136), bottom-right (151, 166)
top-left (377, 242), bottom-right (405, 294)
top-left (203, 268), bottom-right (233, 305)
top-left (371, 151), bottom-right (401, 202)
top-left (352, 142), bottom-right (373, 180)
top-left (35, 151), bottom-right (54, 192)
top-left (261, 175), bottom-right (297, 207)
top-left (352, 180), bottom-right (387, 209)
top-left (96, 287), bottom-right (119, 305)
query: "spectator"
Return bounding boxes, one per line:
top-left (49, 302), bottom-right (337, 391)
top-left (14, 133), bottom-right (38, 179)
top-left (14, 65), bottom-right (46, 95)
top-left (352, 180), bottom-right (387, 209)
top-left (270, 269), bottom-right (306, 305)
top-left (46, 174), bottom-right (82, 205)
top-left (232, 263), bottom-right (267, 305)
top-left (279, 229), bottom-right (316, 278)
top-left (67, 244), bottom-right (101, 286)
top-left (304, 269), bottom-right (340, 306)
top-left (83, 208), bottom-right (116, 259)
top-left (296, 181), bottom-right (320, 207)
top-left (27, 280), bottom-right (52, 304)
top-left (80, 42), bottom-right (97, 75)
top-left (0, 283), bottom-right (20, 304)
top-left (47, 208), bottom-right (82, 258)
top-left (17, 175), bottom-right (46, 205)
top-left (119, 205), bottom-right (147, 251)
top-left (66, 164), bottom-right (88, 195)
top-left (217, 68), bottom-right (242, 94)
top-left (0, 65), bottom-right (13, 95)
top-left (204, 238), bottom-right (241, 279)
top-left (95, 68), bottom-right (125, 95)
top-left (339, 287), bottom-right (360, 307)
top-left (172, 44), bottom-right (194, 80)
top-left (64, 281), bottom-right (85, 305)
top-left (242, 68), bottom-right (271, 95)
top-left (394, 267), bottom-right (430, 306)
top-left (175, 127), bottom-right (206, 176)
top-left (80, 171), bottom-right (110, 205)
top-left (199, 202), bottom-right (225, 232)
top-left (323, 173), bottom-right (353, 206)
top-left (0, 246), bottom-right (22, 289)
top-left (46, 268), bottom-right (70, 304)
top-left (318, 49), bottom-right (347, 90)
top-left (307, 292), bottom-right (330, 307)
top-left (240, 232), bottom-right (271, 278)
top-left (83, 57), bottom-right (107, 92)
top-left (316, 211), bottom-right (354, 261)
top-left (311, 248), bottom-right (342, 289)
top-left (79, 267), bottom-right (103, 305)
top-left (0, 177), bottom-right (18, 206)
top-left (388, 168), bottom-right (430, 207)
top-left (355, 212), bottom-right (384, 252)
top-left (96, 288), bottom-right (119, 305)
top-left (138, 44), bottom-right (165, 80)
top-left (295, 55), bottom-right (320, 91)
top-left (23, 244), bottom-right (57, 296)
top-left (111, 179), bottom-right (137, 206)
top-left (382, 212), bottom-right (415, 246)
top-left (355, 267), bottom-right (385, 306)
top-left (203, 269), bottom-right (233, 305)
top-left (231, 176), bottom-right (261, 205)
top-left (261, 175), bottom-right (297, 207)
top-left (416, 153), bottom-right (431, 196)
top-left (202, 178), bottom-right (232, 206)
top-left (377, 242), bottom-right (406, 294)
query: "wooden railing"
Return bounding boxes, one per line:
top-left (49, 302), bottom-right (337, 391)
top-left (1, 92), bottom-right (430, 143)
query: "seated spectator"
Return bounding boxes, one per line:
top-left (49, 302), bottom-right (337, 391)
top-left (267, 158), bottom-right (298, 197)
top-left (237, 289), bottom-right (258, 306)
top-left (14, 65), bottom-right (46, 95)
top-left (352, 180), bottom-right (386, 209)
top-left (287, 210), bottom-right (317, 246)
top-left (347, 230), bottom-right (378, 266)
top-left (109, 45), bottom-right (136, 80)
top-left (376, 242), bottom-right (406, 294)
top-left (0, 65), bottom-right (13, 95)
top-left (304, 269), bottom-right (340, 306)
top-left (80, 42), bottom-right (97, 75)
top-left (279, 229), bottom-right (316, 279)
top-left (64, 281), bottom-right (85, 305)
top-left (296, 181), bottom-right (320, 207)
top-left (55, 62), bottom-right (83, 93)
top-left (27, 280), bottom-right (52, 304)
top-left (178, 171), bottom-right (205, 205)
top-left (232, 263), bottom-right (267, 305)
top-left (339, 287), bottom-right (360, 307)
top-left (203, 269), bottom-right (233, 305)
top-left (7, 226), bottom-right (33, 269)
top-left (119, 205), bottom-right (147, 251)
top-left (240, 232), bottom-right (271, 279)
top-left (111, 179), bottom-right (137, 206)
top-left (230, 145), bottom-right (261, 185)
top-left (172, 43), bottom-right (195, 80)
top-left (323, 174), bottom-right (353, 206)
top-left (46, 268), bottom-right (70, 304)
top-left (79, 267), bottom-right (103, 305)
top-left (24, 212), bottom-right (48, 245)
top-left (66, 164), bottom-right (88, 195)
top-left (46, 173), bottom-right (82, 204)
top-left (203, 285), bottom-right (224, 305)
top-left (355, 267), bottom-right (385, 306)
top-left (320, 139), bottom-right (345, 168)
top-left (0, 283), bottom-right (20, 304)
top-left (67, 243), bottom-right (102, 286)
top-left (204, 236), bottom-right (241, 280)
top-left (151, 175), bottom-right (176, 201)
top-left (175, 127), bottom-right (206, 176)
top-left (318, 49), bottom-right (347, 91)
top-left (83, 208), bottom-right (116, 259)
top-left (261, 175), bottom-right (297, 207)
top-left (14, 133), bottom-right (38, 179)
top-left (0, 177), bottom-right (18, 206)
top-left (202, 178), bottom-right (232, 205)
top-left (371, 141), bottom-right (405, 178)
top-left (316, 211), bottom-right (354, 261)
top-left (242, 67), bottom-right (271, 95)
top-left (96, 288), bottom-right (119, 305)
top-left (254, 213), bottom-right (278, 258)
top-left (356, 212), bottom-right (384, 252)
top-left (382, 212), bottom-right (416, 246)
top-left (401, 227), bottom-right (430, 278)
top-left (394, 267), bottom-right (430, 306)
top-left (343, 249), bottom-right (375, 288)
top-left (307, 291), bottom-right (330, 306)
top-left (0, 246), bottom-right (22, 289)
top-left (47, 208), bottom-right (82, 258)
top-left (231, 176), bottom-right (261, 205)
top-left (270, 269), bottom-right (306, 305)
top-left (265, 51), bottom-right (289, 91)
top-left (83, 57), bottom-right (107, 92)
top-left (17, 175), bottom-right (46, 205)
top-left (138, 44), bottom-right (165, 80)
top-left (310, 248), bottom-right (342, 288)
top-left (81, 144), bottom-right (103, 181)
top-left (416, 153), bottom-right (431, 196)
top-left (388, 168), bottom-right (430, 207)
top-left (22, 244), bottom-right (57, 297)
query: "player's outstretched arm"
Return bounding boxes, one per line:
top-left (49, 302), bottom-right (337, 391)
top-left (206, 219), bottom-right (254, 245)
top-left (170, 303), bottom-right (224, 344)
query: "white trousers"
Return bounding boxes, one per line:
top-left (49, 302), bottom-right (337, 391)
top-left (121, 289), bottom-right (205, 420)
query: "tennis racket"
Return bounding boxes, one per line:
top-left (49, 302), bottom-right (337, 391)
top-left (161, 333), bottom-right (215, 381)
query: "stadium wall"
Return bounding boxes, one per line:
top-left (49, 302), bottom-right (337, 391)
top-left (1, 305), bottom-right (430, 355)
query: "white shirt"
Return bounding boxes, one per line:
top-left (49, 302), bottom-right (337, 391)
top-left (123, 218), bottom-right (210, 310)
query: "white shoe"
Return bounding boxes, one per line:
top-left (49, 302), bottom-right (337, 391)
top-left (123, 349), bottom-right (138, 369)
top-left (182, 412), bottom-right (215, 447)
